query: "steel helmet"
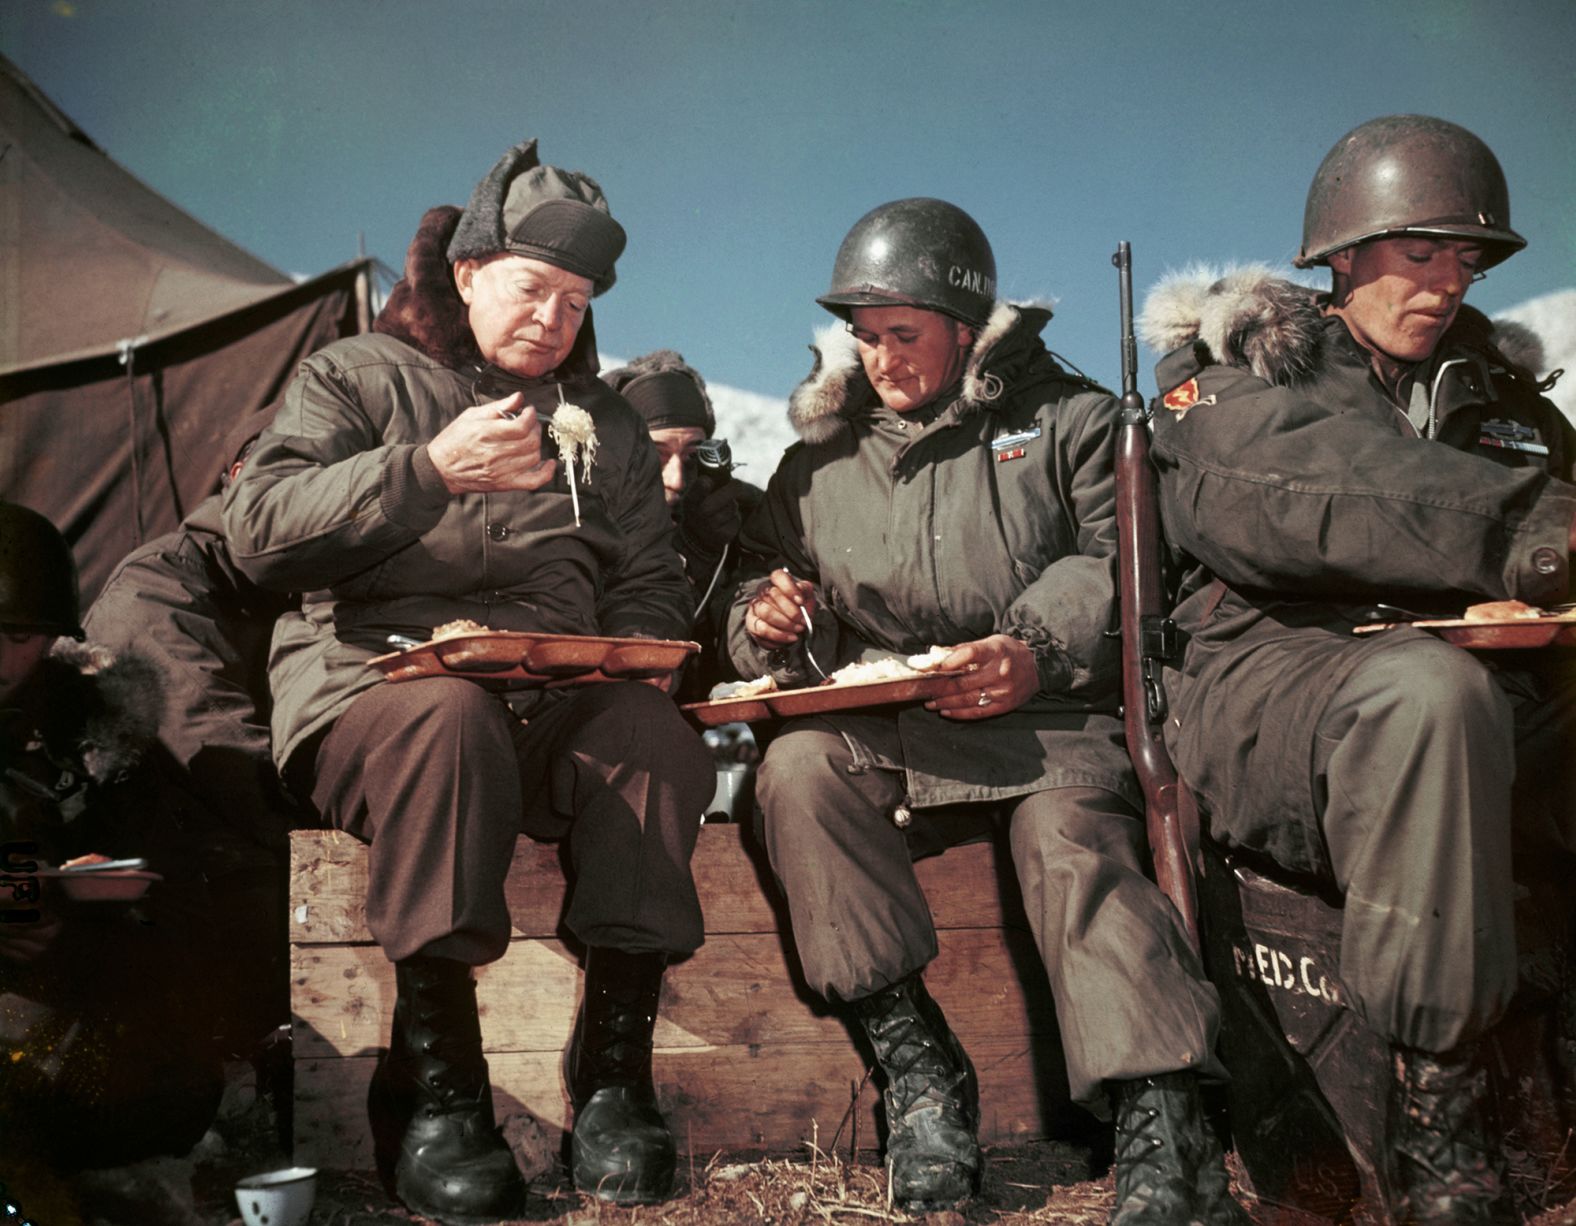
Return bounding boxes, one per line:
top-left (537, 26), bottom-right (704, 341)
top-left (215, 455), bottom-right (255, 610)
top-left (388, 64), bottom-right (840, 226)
top-left (1295, 114), bottom-right (1525, 270)
top-left (0, 501), bottom-right (84, 639)
top-left (817, 197), bottom-right (997, 326)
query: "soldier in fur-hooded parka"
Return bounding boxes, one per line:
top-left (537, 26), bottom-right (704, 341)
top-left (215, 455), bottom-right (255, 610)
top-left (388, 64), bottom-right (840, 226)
top-left (727, 301), bottom-right (1224, 1103)
top-left (1141, 264), bottom-right (1576, 1056)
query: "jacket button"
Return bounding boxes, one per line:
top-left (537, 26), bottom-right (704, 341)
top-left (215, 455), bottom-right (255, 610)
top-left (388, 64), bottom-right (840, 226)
top-left (487, 522), bottom-right (510, 541)
top-left (1532, 547), bottom-right (1560, 576)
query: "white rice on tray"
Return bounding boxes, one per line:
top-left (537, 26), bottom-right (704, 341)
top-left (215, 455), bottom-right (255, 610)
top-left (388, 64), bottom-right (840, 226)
top-left (712, 645), bottom-right (954, 699)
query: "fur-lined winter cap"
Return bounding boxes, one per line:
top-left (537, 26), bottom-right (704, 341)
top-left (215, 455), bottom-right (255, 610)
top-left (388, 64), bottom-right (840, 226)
top-left (603, 351), bottom-right (715, 435)
top-left (447, 139), bottom-right (627, 295)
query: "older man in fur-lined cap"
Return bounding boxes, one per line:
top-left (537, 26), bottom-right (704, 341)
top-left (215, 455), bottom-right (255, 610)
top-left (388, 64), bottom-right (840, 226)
top-left (222, 141), bottom-right (713, 1220)
top-left (1141, 115), bottom-right (1576, 1224)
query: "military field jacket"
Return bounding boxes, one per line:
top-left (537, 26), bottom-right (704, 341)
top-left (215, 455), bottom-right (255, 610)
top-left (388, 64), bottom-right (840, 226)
top-left (1140, 267), bottom-right (1576, 836)
top-left (222, 331), bottom-right (690, 769)
top-left (727, 303), bottom-right (1137, 809)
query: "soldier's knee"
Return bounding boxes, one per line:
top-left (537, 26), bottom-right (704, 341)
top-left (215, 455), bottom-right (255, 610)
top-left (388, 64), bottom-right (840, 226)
top-left (1354, 637), bottom-right (1510, 736)
top-left (592, 682), bottom-right (712, 788)
top-left (757, 727), bottom-right (849, 812)
top-left (400, 677), bottom-right (511, 737)
top-left (1010, 786), bottom-right (1144, 864)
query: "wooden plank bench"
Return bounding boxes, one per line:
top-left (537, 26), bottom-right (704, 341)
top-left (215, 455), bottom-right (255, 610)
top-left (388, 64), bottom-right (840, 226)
top-left (289, 822), bottom-right (1072, 1168)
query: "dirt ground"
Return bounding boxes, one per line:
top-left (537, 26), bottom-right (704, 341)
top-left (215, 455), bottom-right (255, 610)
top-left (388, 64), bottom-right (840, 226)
top-left (14, 1064), bottom-right (1576, 1226)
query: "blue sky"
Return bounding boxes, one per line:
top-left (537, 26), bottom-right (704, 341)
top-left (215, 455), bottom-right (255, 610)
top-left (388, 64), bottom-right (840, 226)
top-left (6, 0), bottom-right (1574, 403)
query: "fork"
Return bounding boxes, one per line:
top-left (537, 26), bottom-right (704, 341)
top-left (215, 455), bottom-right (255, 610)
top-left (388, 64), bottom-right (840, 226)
top-left (800, 605), bottom-right (830, 682)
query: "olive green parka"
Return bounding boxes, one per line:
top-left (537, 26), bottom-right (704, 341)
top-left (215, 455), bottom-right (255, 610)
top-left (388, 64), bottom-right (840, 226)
top-left (221, 207), bottom-right (690, 770)
top-left (727, 303), bottom-right (1138, 810)
top-left (1141, 266), bottom-right (1576, 868)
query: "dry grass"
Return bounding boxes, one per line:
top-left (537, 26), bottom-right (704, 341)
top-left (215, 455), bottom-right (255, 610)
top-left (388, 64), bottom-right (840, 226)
top-left (27, 1073), bottom-right (1576, 1225)
top-left (300, 1137), bottom-right (1115, 1226)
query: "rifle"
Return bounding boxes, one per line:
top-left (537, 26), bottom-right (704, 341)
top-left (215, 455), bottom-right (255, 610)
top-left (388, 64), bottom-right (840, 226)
top-left (1112, 241), bottom-right (1201, 952)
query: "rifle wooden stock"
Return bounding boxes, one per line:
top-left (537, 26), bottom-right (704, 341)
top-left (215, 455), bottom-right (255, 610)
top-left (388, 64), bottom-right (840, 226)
top-left (1116, 408), bottom-right (1201, 952)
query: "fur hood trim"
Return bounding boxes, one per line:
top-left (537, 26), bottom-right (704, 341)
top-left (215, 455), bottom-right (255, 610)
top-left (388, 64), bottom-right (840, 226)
top-left (1140, 264), bottom-right (1541, 388)
top-left (1486, 318), bottom-right (1544, 374)
top-left (1139, 264), bottom-right (1325, 386)
top-left (373, 205), bottom-right (602, 380)
top-left (36, 641), bottom-right (163, 785)
top-left (787, 301), bottom-right (1051, 443)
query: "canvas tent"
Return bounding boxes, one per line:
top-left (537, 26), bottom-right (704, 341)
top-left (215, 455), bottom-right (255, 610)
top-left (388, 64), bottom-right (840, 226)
top-left (0, 54), bottom-right (372, 601)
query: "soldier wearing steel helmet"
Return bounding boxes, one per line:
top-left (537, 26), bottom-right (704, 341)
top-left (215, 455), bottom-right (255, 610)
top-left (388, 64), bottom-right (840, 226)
top-left (1140, 115), bottom-right (1576, 1224)
top-left (729, 199), bottom-right (1246, 1222)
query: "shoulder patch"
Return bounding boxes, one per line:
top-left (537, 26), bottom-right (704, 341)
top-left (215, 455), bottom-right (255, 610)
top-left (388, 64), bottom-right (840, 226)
top-left (1162, 377), bottom-right (1199, 417)
top-left (1159, 376), bottom-right (1220, 421)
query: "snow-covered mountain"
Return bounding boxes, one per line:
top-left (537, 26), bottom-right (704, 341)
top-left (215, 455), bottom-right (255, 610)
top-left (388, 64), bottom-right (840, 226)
top-left (705, 382), bottom-right (795, 485)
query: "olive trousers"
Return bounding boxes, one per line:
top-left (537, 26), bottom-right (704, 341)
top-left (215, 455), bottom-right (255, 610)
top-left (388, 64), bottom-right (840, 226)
top-left (1298, 634), bottom-right (1575, 1053)
top-left (755, 713), bottom-right (1223, 1104)
top-left (304, 677), bottom-right (714, 966)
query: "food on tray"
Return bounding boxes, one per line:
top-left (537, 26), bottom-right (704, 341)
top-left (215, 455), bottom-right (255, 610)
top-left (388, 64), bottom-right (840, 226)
top-left (430, 618), bottom-right (490, 639)
top-left (711, 675), bottom-right (780, 699)
top-left (825, 646), bottom-right (953, 687)
top-left (904, 644), bottom-right (955, 671)
top-left (1462, 600), bottom-right (1543, 621)
top-left (61, 852), bottom-right (112, 869)
top-left (713, 647), bottom-right (956, 697)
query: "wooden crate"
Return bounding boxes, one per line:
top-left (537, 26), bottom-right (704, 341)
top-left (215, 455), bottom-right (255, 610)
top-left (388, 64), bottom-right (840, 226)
top-left (289, 823), bottom-right (1071, 1169)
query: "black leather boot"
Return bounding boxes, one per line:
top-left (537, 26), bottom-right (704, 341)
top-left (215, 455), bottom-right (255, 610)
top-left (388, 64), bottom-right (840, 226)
top-left (1109, 1071), bottom-right (1251, 1226)
top-left (1385, 1043), bottom-right (1516, 1225)
top-left (568, 947), bottom-right (676, 1204)
top-left (370, 956), bottom-right (525, 1225)
top-left (850, 973), bottom-right (981, 1210)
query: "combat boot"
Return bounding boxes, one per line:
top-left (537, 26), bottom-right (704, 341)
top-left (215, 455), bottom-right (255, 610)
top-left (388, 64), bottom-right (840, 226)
top-left (568, 947), bottom-right (676, 1204)
top-left (850, 973), bottom-right (981, 1210)
top-left (370, 955), bottom-right (525, 1225)
top-left (1385, 1043), bottom-right (1516, 1225)
top-left (1109, 1071), bottom-right (1252, 1225)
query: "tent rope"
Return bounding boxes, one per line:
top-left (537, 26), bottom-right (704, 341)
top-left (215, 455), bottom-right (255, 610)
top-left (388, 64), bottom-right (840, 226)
top-left (118, 336), bottom-right (148, 544)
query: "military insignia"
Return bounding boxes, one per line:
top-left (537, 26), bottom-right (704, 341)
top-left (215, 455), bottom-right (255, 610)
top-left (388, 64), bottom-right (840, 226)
top-left (991, 427), bottom-right (1040, 463)
top-left (1163, 378), bottom-right (1199, 414)
top-left (1478, 418), bottom-right (1548, 456)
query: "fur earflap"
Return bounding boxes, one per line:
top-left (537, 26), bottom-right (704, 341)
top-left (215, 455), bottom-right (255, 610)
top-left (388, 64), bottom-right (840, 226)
top-left (374, 206), bottom-right (484, 370)
top-left (960, 302), bottom-right (1027, 406)
top-left (787, 322), bottom-right (870, 444)
top-left (1140, 265), bottom-right (1325, 386)
top-left (42, 641), bottom-right (164, 785)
